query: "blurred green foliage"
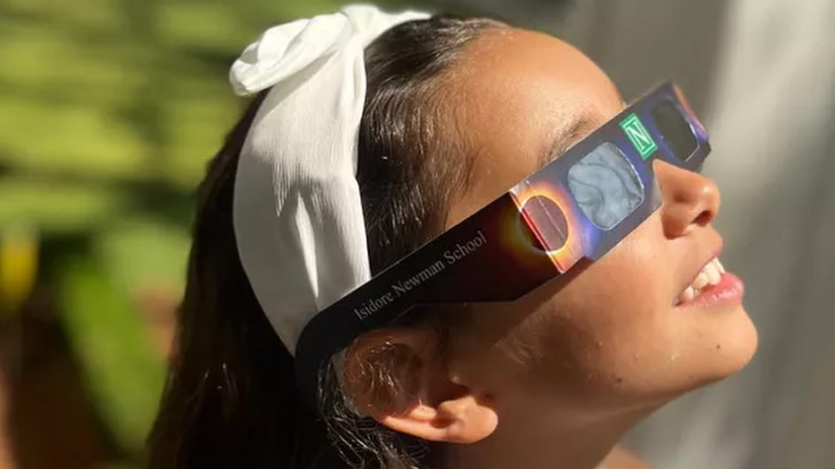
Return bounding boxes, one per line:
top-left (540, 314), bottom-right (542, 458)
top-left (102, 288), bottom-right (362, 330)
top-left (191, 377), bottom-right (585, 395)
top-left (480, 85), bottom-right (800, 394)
top-left (0, 0), bottom-right (412, 465)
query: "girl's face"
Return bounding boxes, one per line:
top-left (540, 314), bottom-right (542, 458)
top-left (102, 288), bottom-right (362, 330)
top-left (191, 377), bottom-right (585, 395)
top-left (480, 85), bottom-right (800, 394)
top-left (441, 29), bottom-right (758, 415)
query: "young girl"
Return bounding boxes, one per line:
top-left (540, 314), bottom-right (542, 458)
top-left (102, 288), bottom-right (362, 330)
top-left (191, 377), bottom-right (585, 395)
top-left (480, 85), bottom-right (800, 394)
top-left (147, 5), bottom-right (758, 469)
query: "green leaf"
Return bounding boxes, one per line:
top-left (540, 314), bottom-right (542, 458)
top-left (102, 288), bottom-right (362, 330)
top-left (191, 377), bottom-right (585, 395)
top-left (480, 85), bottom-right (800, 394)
top-left (95, 217), bottom-right (191, 297)
top-left (159, 87), bottom-right (238, 188)
top-left (0, 97), bottom-right (150, 178)
top-left (157, 1), bottom-right (255, 53)
top-left (58, 253), bottom-right (166, 455)
top-left (0, 178), bottom-right (127, 234)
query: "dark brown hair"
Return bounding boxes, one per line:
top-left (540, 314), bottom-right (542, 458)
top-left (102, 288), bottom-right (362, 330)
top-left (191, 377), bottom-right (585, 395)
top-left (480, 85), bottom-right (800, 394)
top-left (146, 15), bottom-right (504, 469)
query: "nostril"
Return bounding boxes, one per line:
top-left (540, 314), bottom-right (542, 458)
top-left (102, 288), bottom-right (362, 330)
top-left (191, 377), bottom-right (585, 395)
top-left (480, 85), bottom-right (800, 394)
top-left (694, 209), bottom-right (714, 226)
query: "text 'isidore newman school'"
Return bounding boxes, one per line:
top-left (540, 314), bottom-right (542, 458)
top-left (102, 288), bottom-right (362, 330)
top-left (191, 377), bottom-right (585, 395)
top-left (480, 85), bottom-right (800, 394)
top-left (353, 230), bottom-right (488, 320)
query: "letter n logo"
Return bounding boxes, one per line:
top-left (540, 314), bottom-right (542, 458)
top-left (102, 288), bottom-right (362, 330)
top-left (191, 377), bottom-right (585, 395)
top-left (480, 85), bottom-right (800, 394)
top-left (620, 113), bottom-right (657, 160)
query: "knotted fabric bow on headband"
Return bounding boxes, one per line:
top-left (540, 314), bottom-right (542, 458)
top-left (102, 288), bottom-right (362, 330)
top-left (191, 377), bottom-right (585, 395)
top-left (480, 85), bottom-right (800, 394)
top-left (230, 5), bottom-right (430, 353)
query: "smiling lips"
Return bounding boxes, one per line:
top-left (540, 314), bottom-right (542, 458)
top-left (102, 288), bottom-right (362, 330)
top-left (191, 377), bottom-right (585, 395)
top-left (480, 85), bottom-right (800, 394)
top-left (675, 257), bottom-right (726, 306)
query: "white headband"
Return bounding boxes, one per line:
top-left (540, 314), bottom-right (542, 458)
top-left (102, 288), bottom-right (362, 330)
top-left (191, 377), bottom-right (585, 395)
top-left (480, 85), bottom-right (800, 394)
top-left (230, 5), bottom-right (431, 353)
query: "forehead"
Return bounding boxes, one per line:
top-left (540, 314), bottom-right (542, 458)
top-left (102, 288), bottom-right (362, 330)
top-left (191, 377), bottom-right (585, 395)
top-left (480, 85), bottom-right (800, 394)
top-left (443, 28), bottom-right (624, 227)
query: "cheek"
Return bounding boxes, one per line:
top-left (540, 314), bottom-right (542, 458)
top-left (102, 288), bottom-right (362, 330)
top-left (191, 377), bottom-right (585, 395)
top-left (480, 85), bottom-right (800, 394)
top-left (553, 218), bottom-right (673, 347)
top-left (517, 219), bottom-right (683, 398)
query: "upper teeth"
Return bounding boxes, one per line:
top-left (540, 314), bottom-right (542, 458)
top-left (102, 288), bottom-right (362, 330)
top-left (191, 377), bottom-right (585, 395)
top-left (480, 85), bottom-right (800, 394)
top-left (676, 258), bottom-right (725, 305)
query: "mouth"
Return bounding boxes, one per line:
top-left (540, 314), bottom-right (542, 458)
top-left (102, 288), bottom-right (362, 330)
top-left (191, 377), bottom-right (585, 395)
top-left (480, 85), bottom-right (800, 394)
top-left (673, 255), bottom-right (745, 308)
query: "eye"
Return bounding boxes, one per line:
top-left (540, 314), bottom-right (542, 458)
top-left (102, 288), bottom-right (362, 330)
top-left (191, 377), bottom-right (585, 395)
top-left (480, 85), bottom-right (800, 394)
top-left (567, 142), bottom-right (644, 231)
top-left (651, 99), bottom-right (698, 162)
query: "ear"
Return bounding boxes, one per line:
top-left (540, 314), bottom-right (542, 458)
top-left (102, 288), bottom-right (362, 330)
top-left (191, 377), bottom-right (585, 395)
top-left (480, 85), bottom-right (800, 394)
top-left (342, 326), bottom-right (499, 444)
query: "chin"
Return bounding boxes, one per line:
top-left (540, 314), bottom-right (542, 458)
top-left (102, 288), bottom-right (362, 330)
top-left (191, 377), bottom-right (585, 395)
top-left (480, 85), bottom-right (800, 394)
top-left (642, 304), bottom-right (759, 402)
top-left (692, 304), bottom-right (759, 388)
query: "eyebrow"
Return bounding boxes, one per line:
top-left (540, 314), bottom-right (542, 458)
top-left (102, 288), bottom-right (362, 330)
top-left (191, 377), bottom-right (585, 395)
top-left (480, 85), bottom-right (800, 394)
top-left (538, 117), bottom-right (594, 170)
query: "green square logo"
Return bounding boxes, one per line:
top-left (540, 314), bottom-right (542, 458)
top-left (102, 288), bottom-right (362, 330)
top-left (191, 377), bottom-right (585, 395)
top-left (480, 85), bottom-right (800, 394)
top-left (620, 113), bottom-right (657, 160)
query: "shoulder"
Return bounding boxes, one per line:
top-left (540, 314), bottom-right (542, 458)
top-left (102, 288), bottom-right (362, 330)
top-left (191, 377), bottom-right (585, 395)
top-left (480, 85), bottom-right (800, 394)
top-left (600, 445), bottom-right (653, 469)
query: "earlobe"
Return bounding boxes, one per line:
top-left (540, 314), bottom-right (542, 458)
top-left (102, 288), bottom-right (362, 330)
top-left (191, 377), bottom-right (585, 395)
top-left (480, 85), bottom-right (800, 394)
top-left (377, 394), bottom-right (499, 444)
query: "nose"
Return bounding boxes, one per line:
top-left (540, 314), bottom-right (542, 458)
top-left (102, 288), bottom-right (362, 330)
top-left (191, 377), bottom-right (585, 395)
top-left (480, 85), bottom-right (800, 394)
top-left (653, 160), bottom-right (721, 238)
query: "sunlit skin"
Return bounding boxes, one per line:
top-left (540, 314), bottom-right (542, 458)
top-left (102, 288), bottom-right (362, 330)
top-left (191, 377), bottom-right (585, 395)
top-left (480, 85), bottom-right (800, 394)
top-left (344, 27), bottom-right (758, 469)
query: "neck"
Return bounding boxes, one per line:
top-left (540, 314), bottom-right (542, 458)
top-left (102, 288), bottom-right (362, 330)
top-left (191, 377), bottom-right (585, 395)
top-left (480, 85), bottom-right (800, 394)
top-left (441, 401), bottom-right (654, 469)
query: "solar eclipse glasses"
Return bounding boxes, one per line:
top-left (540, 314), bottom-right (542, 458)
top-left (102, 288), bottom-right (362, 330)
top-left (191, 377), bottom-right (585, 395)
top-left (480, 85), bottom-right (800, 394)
top-left (296, 81), bottom-right (710, 403)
